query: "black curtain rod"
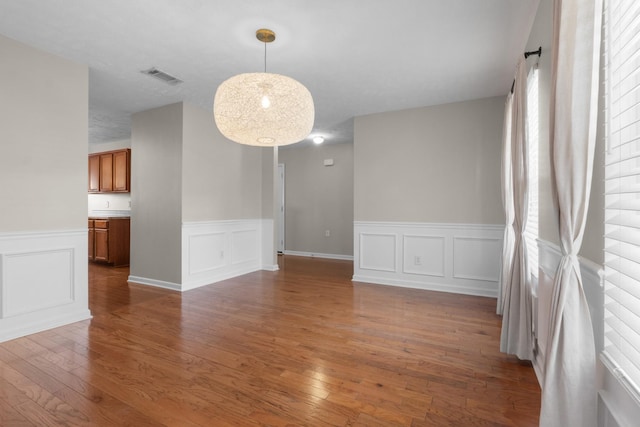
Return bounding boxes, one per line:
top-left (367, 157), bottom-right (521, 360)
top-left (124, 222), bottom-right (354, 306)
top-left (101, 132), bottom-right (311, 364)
top-left (524, 46), bottom-right (542, 59)
top-left (510, 46), bottom-right (542, 93)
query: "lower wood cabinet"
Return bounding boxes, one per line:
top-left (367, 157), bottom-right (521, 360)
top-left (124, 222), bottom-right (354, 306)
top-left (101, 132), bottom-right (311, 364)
top-left (88, 217), bottom-right (130, 267)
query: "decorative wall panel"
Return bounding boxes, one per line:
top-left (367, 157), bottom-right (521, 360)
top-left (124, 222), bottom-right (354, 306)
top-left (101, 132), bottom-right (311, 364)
top-left (180, 220), bottom-right (267, 291)
top-left (359, 233), bottom-right (397, 272)
top-left (0, 230), bottom-right (91, 343)
top-left (353, 222), bottom-right (503, 297)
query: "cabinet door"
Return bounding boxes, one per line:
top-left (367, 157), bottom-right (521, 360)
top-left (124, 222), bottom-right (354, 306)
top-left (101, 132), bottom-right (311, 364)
top-left (88, 155), bottom-right (100, 192)
top-left (88, 228), bottom-right (95, 260)
top-left (113, 150), bottom-right (130, 192)
top-left (100, 153), bottom-right (113, 192)
top-left (88, 219), bottom-right (95, 260)
top-left (94, 229), bottom-right (109, 262)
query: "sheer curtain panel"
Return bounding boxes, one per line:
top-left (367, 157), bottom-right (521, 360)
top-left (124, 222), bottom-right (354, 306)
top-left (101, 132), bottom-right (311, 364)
top-left (539, 0), bottom-right (603, 425)
top-left (498, 93), bottom-right (514, 315)
top-left (500, 58), bottom-right (534, 360)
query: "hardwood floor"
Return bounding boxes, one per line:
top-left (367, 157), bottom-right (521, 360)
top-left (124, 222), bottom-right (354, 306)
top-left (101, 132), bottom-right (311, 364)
top-left (0, 256), bottom-right (540, 426)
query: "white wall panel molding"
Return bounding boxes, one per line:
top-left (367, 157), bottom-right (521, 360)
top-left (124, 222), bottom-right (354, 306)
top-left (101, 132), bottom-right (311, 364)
top-left (452, 236), bottom-right (501, 282)
top-left (2, 248), bottom-right (74, 317)
top-left (231, 229), bottom-right (259, 265)
top-left (180, 219), bottom-right (269, 291)
top-left (0, 229), bottom-right (91, 343)
top-left (359, 233), bottom-right (397, 272)
top-left (187, 232), bottom-right (226, 275)
top-left (402, 235), bottom-right (445, 277)
top-left (353, 222), bottom-right (503, 297)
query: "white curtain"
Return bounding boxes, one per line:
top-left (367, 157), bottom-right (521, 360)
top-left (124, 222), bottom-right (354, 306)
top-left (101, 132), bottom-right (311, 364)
top-left (498, 94), bottom-right (514, 315)
top-left (539, 0), bottom-right (603, 425)
top-left (500, 58), bottom-right (534, 360)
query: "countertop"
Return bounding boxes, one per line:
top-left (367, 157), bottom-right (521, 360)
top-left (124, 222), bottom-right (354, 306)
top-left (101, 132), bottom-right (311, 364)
top-left (89, 210), bottom-right (131, 218)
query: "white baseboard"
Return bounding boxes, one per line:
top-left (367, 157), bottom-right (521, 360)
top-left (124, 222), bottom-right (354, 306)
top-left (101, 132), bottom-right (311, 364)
top-left (127, 275), bottom-right (181, 291)
top-left (353, 221), bottom-right (503, 297)
top-left (284, 250), bottom-right (354, 261)
top-left (0, 229), bottom-right (92, 343)
top-left (262, 264), bottom-right (279, 272)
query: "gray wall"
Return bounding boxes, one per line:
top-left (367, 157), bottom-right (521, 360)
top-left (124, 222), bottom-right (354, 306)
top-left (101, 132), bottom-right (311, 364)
top-left (131, 102), bottom-right (268, 285)
top-left (261, 148), bottom-right (275, 219)
top-left (527, 0), bottom-right (604, 263)
top-left (279, 143), bottom-right (354, 256)
top-left (130, 103), bottom-right (183, 285)
top-left (354, 96), bottom-right (505, 224)
top-left (0, 34), bottom-right (88, 232)
top-left (182, 103), bottom-right (262, 222)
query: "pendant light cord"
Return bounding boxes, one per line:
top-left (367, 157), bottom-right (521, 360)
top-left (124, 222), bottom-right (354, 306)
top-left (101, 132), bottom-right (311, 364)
top-left (264, 41), bottom-right (267, 73)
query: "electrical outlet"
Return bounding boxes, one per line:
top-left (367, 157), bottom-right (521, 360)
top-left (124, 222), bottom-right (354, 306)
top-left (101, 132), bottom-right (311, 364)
top-left (325, 230), bottom-right (330, 237)
top-left (104, 200), bottom-right (110, 208)
top-left (220, 251), bottom-right (224, 259)
top-left (414, 256), bottom-right (422, 265)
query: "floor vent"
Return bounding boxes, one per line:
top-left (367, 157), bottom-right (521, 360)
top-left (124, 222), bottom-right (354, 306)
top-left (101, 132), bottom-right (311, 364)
top-left (140, 67), bottom-right (183, 85)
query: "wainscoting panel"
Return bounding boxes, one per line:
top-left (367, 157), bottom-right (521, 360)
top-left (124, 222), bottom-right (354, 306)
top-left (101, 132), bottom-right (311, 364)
top-left (402, 235), bottom-right (445, 277)
top-left (453, 236), bottom-right (501, 282)
top-left (231, 229), bottom-right (259, 265)
top-left (359, 233), bottom-right (397, 272)
top-left (0, 229), bottom-right (91, 343)
top-left (2, 248), bottom-right (74, 317)
top-left (187, 232), bottom-right (225, 275)
top-left (353, 222), bottom-right (503, 297)
top-left (181, 220), bottom-right (268, 291)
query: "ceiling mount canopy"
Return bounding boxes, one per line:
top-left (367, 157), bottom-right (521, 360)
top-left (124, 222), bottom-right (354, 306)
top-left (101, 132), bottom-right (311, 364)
top-left (213, 28), bottom-right (315, 147)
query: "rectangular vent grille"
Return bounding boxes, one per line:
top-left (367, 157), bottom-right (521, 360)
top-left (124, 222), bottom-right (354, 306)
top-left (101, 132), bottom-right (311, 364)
top-left (140, 67), bottom-right (183, 85)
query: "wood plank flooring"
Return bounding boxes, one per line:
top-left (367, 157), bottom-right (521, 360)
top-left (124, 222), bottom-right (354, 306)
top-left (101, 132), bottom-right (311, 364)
top-left (0, 256), bottom-right (540, 426)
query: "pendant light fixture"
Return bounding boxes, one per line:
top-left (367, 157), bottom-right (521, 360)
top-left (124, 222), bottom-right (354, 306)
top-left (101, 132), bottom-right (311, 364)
top-left (213, 29), bottom-right (315, 147)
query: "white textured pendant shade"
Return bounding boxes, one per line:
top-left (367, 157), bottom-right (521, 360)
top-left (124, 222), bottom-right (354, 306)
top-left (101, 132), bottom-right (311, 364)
top-left (213, 72), bottom-right (314, 147)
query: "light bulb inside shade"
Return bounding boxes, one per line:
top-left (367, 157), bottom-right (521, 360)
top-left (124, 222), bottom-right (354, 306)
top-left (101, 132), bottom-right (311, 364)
top-left (313, 136), bottom-right (324, 144)
top-left (261, 95), bottom-right (271, 109)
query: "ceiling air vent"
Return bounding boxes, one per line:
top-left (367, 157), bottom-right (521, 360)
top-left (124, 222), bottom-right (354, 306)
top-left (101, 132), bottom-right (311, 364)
top-left (140, 67), bottom-right (183, 85)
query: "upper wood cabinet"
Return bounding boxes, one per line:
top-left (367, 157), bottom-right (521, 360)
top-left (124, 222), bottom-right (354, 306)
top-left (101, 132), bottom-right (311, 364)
top-left (112, 150), bottom-right (130, 192)
top-left (88, 149), bottom-right (131, 193)
top-left (88, 156), bottom-right (100, 192)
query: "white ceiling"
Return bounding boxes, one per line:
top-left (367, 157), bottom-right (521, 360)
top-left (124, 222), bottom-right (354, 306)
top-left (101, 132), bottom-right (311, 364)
top-left (0, 0), bottom-right (539, 145)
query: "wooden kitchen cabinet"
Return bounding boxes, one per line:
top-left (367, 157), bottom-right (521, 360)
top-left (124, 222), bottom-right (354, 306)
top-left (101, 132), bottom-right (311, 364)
top-left (88, 149), bottom-right (130, 193)
top-left (88, 157), bottom-right (100, 192)
top-left (99, 154), bottom-right (113, 192)
top-left (88, 219), bottom-right (94, 259)
top-left (112, 149), bottom-right (130, 192)
top-left (88, 217), bottom-right (130, 267)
